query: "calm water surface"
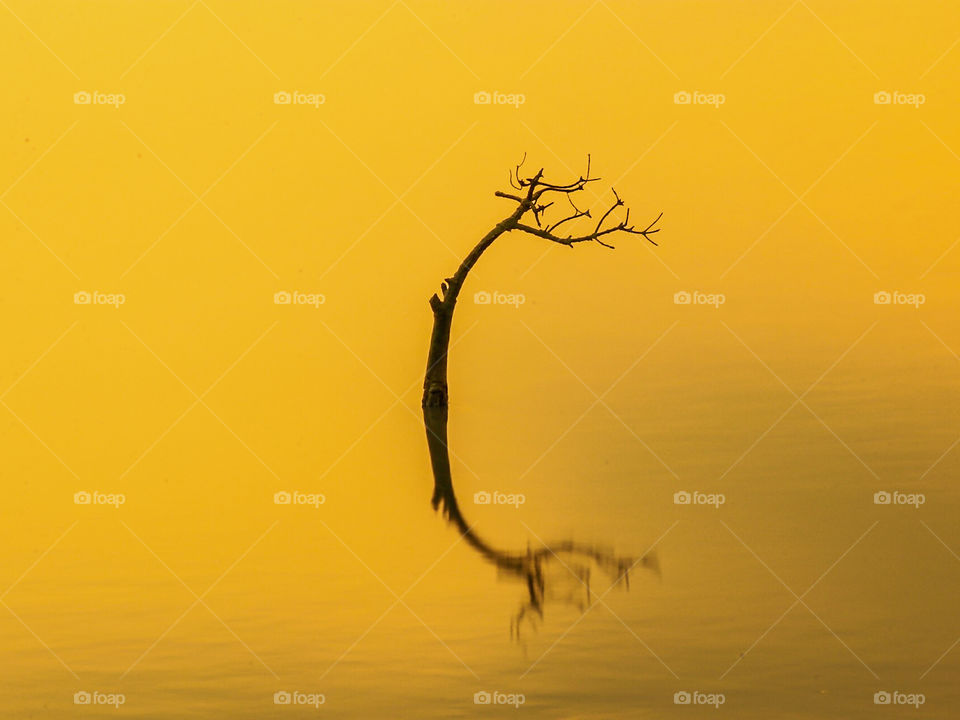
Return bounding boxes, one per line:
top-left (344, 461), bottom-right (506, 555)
top-left (3, 331), bottom-right (958, 718)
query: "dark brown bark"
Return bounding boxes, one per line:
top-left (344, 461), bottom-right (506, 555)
top-left (421, 205), bottom-right (527, 409)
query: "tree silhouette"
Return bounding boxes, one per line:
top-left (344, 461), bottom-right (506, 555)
top-left (421, 156), bottom-right (662, 638)
top-left (422, 155), bottom-right (661, 410)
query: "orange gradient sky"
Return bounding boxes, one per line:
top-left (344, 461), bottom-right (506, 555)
top-left (1, 2), bottom-right (959, 718)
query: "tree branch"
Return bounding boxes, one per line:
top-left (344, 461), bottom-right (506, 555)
top-left (494, 154), bottom-right (662, 249)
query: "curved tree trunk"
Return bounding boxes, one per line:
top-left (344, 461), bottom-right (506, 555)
top-left (421, 204), bottom-right (529, 574)
top-left (421, 206), bottom-right (525, 409)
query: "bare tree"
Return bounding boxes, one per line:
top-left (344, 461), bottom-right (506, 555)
top-left (422, 155), bottom-right (661, 409)
top-left (420, 157), bottom-right (662, 637)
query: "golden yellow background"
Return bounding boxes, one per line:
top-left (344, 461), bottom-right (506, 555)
top-left (1, 1), bottom-right (959, 717)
